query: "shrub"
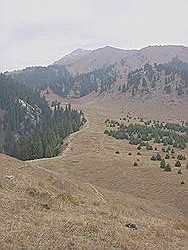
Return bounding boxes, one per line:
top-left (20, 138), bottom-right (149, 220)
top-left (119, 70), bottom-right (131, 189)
top-left (156, 153), bottom-right (162, 161)
top-left (151, 155), bottom-right (156, 161)
top-left (137, 145), bottom-right (142, 150)
top-left (165, 154), bottom-right (170, 159)
top-left (137, 152), bottom-right (142, 155)
top-left (104, 129), bottom-right (109, 135)
top-left (160, 159), bottom-right (166, 169)
top-left (133, 161), bottom-right (138, 166)
top-left (128, 152), bottom-right (132, 155)
top-left (175, 160), bottom-right (181, 167)
top-left (177, 155), bottom-right (186, 161)
top-left (178, 169), bottom-right (182, 175)
top-left (115, 151), bottom-right (120, 154)
top-left (146, 145), bottom-right (153, 150)
top-left (171, 149), bottom-right (175, 154)
top-left (164, 164), bottom-right (171, 172)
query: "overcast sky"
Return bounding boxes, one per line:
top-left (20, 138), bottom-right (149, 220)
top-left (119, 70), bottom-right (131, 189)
top-left (1, 0), bottom-right (188, 72)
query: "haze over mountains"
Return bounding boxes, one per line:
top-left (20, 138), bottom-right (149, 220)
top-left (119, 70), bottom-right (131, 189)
top-left (8, 45), bottom-right (188, 100)
top-left (53, 45), bottom-right (188, 74)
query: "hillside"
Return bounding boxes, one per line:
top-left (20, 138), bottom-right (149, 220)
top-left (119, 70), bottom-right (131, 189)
top-left (0, 93), bottom-right (187, 249)
top-left (116, 58), bottom-right (188, 98)
top-left (0, 74), bottom-right (84, 160)
top-left (54, 45), bottom-right (188, 74)
top-left (54, 46), bottom-right (137, 74)
top-left (8, 45), bottom-right (188, 102)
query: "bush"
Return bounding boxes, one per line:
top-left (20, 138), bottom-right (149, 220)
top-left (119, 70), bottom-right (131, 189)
top-left (104, 129), bottom-right (109, 135)
top-left (171, 149), bottom-right (175, 154)
top-left (164, 164), bottom-right (171, 172)
top-left (178, 169), bottom-right (182, 175)
top-left (128, 152), bottom-right (132, 155)
top-left (115, 151), bottom-right (120, 154)
top-left (160, 159), bottom-right (166, 169)
top-left (133, 161), bottom-right (138, 166)
top-left (137, 145), bottom-right (142, 150)
top-left (156, 153), bottom-right (161, 161)
top-left (165, 154), bottom-right (170, 159)
top-left (151, 155), bottom-right (156, 161)
top-left (175, 160), bottom-right (181, 167)
top-left (137, 152), bottom-right (142, 155)
top-left (177, 155), bottom-right (186, 161)
top-left (146, 145), bottom-right (153, 150)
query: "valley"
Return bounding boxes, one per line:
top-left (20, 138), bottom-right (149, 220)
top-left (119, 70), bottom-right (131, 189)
top-left (42, 92), bottom-right (188, 214)
top-left (0, 45), bottom-right (188, 249)
top-left (2, 0), bottom-right (188, 248)
top-left (14, 92), bottom-right (187, 249)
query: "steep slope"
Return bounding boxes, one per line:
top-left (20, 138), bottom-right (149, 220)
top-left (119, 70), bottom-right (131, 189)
top-left (0, 74), bottom-right (84, 160)
top-left (140, 45), bottom-right (188, 65)
top-left (10, 59), bottom-right (188, 100)
top-left (53, 48), bottom-right (92, 66)
top-left (115, 58), bottom-right (188, 98)
top-left (54, 46), bottom-right (136, 74)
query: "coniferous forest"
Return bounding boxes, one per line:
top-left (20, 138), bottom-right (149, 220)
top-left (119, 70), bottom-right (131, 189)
top-left (8, 58), bottom-right (188, 98)
top-left (0, 74), bottom-right (85, 160)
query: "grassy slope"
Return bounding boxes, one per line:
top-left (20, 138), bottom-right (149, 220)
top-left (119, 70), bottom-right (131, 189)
top-left (0, 93), bottom-right (188, 249)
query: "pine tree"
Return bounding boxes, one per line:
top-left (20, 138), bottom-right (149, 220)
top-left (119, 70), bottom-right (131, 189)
top-left (160, 159), bottom-right (166, 169)
top-left (164, 164), bottom-right (171, 172)
top-left (175, 160), bottom-right (181, 167)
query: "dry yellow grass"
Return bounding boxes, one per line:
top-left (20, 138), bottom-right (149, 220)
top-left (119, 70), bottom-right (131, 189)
top-left (0, 93), bottom-right (188, 249)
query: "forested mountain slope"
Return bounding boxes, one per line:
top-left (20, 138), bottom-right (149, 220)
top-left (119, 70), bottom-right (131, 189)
top-left (10, 64), bottom-right (117, 97)
top-left (0, 74), bottom-right (85, 160)
top-left (116, 58), bottom-right (188, 98)
top-left (9, 57), bottom-right (188, 100)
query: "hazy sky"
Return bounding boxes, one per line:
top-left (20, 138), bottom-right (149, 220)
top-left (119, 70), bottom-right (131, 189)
top-left (1, 0), bottom-right (188, 72)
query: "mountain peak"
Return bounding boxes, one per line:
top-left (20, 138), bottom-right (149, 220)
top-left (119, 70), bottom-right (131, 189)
top-left (53, 48), bottom-right (91, 66)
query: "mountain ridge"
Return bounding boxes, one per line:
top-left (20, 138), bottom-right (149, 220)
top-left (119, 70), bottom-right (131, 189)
top-left (54, 45), bottom-right (188, 74)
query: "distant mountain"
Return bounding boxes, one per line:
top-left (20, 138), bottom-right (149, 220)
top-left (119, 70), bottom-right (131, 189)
top-left (54, 45), bottom-right (188, 74)
top-left (8, 45), bottom-right (188, 99)
top-left (53, 48), bottom-right (91, 66)
top-left (117, 58), bottom-right (188, 98)
top-left (54, 46), bottom-right (136, 74)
